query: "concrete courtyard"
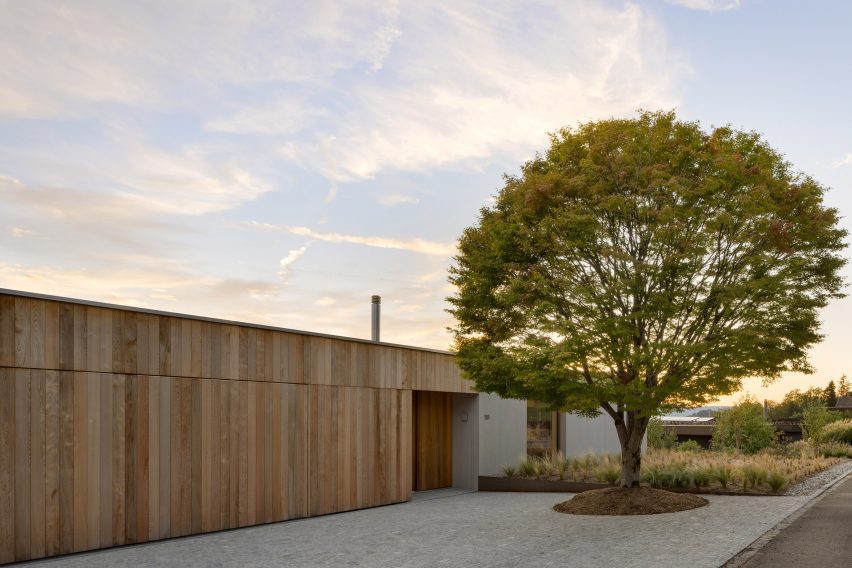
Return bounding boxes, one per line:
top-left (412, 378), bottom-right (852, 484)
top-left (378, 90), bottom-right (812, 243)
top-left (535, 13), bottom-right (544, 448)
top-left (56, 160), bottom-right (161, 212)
top-left (20, 489), bottom-right (813, 568)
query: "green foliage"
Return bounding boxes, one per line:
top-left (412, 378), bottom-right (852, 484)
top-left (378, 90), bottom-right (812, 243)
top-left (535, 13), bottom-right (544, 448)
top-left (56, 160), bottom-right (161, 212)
top-left (839, 375), bottom-right (850, 397)
top-left (821, 419), bottom-right (852, 444)
top-left (824, 380), bottom-right (838, 408)
top-left (712, 396), bottom-right (776, 454)
top-left (769, 386), bottom-right (827, 420)
top-left (501, 465), bottom-right (517, 477)
top-left (801, 402), bottom-right (835, 445)
top-left (448, 110), bottom-right (847, 485)
top-left (818, 442), bottom-right (852, 458)
top-left (692, 468), bottom-right (713, 488)
top-left (712, 465), bottom-right (733, 489)
top-left (740, 464), bottom-right (769, 490)
top-left (676, 439), bottom-right (703, 453)
top-left (597, 465), bottom-right (621, 485)
top-left (517, 456), bottom-right (537, 477)
top-left (766, 471), bottom-right (788, 493)
top-left (647, 417), bottom-right (678, 450)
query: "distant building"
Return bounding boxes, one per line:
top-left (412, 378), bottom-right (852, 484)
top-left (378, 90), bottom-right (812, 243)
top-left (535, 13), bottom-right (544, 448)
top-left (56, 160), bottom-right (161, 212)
top-left (830, 395), bottom-right (852, 413)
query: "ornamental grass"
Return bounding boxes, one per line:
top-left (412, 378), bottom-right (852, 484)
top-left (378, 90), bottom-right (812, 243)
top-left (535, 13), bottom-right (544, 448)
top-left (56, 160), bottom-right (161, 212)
top-left (501, 442), bottom-right (846, 494)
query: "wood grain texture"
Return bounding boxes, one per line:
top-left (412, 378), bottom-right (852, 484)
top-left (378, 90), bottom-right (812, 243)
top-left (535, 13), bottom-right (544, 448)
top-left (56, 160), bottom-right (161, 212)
top-left (413, 391), bottom-right (453, 491)
top-left (0, 292), bottom-right (470, 564)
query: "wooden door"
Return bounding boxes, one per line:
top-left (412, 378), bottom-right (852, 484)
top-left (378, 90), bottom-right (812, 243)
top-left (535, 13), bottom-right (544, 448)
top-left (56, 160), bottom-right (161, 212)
top-left (412, 391), bottom-right (452, 491)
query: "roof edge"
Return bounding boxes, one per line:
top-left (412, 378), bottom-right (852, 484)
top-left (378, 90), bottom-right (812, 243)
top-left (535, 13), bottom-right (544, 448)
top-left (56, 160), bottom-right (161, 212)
top-left (0, 287), bottom-right (456, 357)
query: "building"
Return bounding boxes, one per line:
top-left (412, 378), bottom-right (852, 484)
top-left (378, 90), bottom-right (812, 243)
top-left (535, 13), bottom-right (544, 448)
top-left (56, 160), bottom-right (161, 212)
top-left (0, 288), bottom-right (615, 564)
top-left (830, 395), bottom-right (852, 413)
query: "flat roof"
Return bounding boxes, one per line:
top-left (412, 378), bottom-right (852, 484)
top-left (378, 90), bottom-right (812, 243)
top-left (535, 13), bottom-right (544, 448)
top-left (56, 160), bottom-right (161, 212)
top-left (0, 287), bottom-right (455, 356)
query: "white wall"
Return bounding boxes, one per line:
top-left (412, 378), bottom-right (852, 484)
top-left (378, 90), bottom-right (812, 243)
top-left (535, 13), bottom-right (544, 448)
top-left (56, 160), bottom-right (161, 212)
top-left (559, 412), bottom-right (647, 456)
top-left (451, 393), bottom-right (479, 490)
top-left (477, 393), bottom-right (526, 475)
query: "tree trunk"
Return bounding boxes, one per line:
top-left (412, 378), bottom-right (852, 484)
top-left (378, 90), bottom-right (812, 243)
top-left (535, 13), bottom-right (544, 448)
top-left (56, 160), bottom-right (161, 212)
top-left (620, 434), bottom-right (643, 488)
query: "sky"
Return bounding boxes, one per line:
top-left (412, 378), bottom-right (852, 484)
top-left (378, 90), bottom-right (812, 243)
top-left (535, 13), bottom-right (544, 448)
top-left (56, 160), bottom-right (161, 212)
top-left (1, 0), bottom-right (851, 405)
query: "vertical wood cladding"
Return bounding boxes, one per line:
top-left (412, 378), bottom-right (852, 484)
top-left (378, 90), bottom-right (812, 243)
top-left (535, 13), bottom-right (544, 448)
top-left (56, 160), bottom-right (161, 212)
top-left (412, 391), bottom-right (453, 491)
top-left (0, 293), bottom-right (469, 564)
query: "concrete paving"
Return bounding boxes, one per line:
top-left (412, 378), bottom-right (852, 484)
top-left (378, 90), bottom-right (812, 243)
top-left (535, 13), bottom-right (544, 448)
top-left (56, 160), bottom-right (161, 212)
top-left (741, 474), bottom-right (852, 567)
top-left (21, 490), bottom-right (812, 568)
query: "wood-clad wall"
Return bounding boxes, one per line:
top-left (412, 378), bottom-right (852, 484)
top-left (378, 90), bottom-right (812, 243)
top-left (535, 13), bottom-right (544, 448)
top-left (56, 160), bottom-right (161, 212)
top-left (0, 292), bottom-right (467, 564)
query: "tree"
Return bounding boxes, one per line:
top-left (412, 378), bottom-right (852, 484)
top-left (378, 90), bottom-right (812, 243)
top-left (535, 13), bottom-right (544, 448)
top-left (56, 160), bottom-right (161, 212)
top-left (801, 401), bottom-right (834, 446)
top-left (824, 380), bottom-right (838, 408)
top-left (839, 374), bottom-right (850, 398)
top-left (449, 111), bottom-right (847, 487)
top-left (769, 386), bottom-right (829, 420)
top-left (646, 417), bottom-right (677, 450)
top-left (711, 397), bottom-right (775, 453)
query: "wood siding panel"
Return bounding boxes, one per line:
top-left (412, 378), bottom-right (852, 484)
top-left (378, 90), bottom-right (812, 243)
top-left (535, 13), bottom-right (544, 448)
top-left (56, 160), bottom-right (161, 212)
top-left (413, 391), bottom-right (453, 491)
top-left (0, 292), bottom-right (465, 564)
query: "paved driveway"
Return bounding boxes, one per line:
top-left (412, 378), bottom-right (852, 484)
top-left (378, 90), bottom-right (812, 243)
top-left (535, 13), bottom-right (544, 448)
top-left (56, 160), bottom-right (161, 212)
top-left (22, 490), bottom-right (809, 568)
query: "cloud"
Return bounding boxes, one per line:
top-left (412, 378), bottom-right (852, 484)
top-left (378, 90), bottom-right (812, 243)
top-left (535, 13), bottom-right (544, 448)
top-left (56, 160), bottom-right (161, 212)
top-left (0, 1), bottom-right (407, 118)
top-left (286, 1), bottom-right (686, 180)
top-left (315, 296), bottom-right (337, 306)
top-left (242, 221), bottom-right (456, 256)
top-left (377, 194), bottom-right (420, 206)
top-left (277, 244), bottom-right (310, 279)
top-left (665, 0), bottom-right (741, 11)
top-left (206, 97), bottom-right (328, 135)
top-left (10, 227), bottom-right (33, 237)
top-left (833, 153), bottom-right (852, 168)
top-left (2, 1), bottom-right (685, 183)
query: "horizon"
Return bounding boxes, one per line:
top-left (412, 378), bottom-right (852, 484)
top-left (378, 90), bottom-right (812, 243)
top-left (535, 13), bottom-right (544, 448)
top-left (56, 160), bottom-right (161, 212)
top-left (3, 1), bottom-right (851, 406)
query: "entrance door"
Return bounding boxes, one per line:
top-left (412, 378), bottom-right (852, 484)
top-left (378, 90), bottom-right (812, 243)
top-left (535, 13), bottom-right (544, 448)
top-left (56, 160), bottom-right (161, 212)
top-left (412, 391), bottom-right (453, 490)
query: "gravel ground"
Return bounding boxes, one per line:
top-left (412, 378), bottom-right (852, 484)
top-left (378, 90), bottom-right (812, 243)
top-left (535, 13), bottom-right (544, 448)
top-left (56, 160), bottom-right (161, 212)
top-left (783, 459), bottom-right (852, 496)
top-left (21, 490), bottom-right (811, 568)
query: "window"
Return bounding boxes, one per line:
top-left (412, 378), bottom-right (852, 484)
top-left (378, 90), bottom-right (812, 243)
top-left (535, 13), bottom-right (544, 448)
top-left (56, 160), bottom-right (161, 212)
top-left (527, 401), bottom-right (557, 457)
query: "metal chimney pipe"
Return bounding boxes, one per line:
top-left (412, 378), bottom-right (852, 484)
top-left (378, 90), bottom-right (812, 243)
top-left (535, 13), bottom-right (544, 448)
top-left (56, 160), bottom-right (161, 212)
top-left (371, 295), bottom-right (381, 342)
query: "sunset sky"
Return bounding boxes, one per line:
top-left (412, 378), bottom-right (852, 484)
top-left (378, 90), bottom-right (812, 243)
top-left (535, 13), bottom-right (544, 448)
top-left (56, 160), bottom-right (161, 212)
top-left (2, 0), bottom-right (851, 404)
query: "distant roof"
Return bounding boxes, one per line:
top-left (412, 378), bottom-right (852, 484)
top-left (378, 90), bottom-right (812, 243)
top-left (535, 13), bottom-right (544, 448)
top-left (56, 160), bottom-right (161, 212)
top-left (831, 395), bottom-right (852, 410)
top-left (660, 416), bottom-right (715, 423)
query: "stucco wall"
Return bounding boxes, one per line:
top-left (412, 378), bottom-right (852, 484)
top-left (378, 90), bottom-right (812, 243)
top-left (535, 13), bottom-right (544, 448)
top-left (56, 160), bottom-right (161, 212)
top-left (559, 412), bottom-right (646, 456)
top-left (451, 393), bottom-right (479, 490)
top-left (477, 393), bottom-right (526, 475)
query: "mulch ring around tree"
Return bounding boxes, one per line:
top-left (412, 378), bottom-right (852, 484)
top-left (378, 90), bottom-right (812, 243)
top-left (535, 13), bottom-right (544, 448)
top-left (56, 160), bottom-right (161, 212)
top-left (553, 486), bottom-right (709, 515)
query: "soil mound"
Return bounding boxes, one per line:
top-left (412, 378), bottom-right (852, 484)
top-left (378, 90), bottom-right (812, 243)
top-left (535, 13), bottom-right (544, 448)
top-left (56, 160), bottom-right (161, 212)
top-left (553, 486), bottom-right (708, 515)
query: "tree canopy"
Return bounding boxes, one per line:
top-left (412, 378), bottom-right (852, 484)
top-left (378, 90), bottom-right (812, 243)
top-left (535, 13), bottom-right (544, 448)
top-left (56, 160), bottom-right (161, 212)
top-left (449, 111), bottom-right (847, 485)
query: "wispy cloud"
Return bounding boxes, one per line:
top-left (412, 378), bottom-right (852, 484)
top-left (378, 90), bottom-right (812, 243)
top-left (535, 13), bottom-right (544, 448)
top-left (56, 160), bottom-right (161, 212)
top-left (242, 221), bottom-right (456, 256)
top-left (206, 97), bottom-right (328, 135)
top-left (10, 227), bottom-right (33, 237)
top-left (277, 244), bottom-right (310, 279)
top-left (833, 153), bottom-right (852, 168)
top-left (665, 0), bottom-right (741, 11)
top-left (377, 194), bottom-right (420, 206)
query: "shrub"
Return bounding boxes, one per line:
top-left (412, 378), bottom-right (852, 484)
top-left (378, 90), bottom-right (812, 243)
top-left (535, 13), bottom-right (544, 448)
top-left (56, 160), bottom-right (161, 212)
top-left (766, 471), bottom-right (787, 494)
top-left (819, 442), bottom-right (852, 458)
top-left (647, 417), bottom-right (678, 450)
top-left (712, 396), bottom-right (776, 454)
top-left (802, 402), bottom-right (836, 445)
top-left (741, 465), bottom-right (768, 490)
top-left (554, 453), bottom-right (569, 480)
top-left (676, 439), bottom-right (703, 453)
top-left (501, 465), bottom-right (517, 477)
top-left (641, 466), bottom-right (664, 488)
top-left (713, 464), bottom-right (733, 489)
top-left (822, 419), bottom-right (852, 444)
top-left (532, 458), bottom-right (548, 479)
top-left (518, 456), bottom-right (537, 477)
top-left (597, 465), bottom-right (621, 485)
top-left (692, 468), bottom-right (712, 489)
top-left (569, 458), bottom-right (582, 481)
